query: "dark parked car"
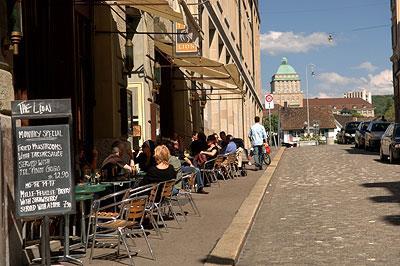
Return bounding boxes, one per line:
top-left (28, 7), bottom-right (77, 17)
top-left (341, 121), bottom-right (361, 144)
top-left (355, 121), bottom-right (370, 148)
top-left (364, 121), bottom-right (391, 151)
top-left (380, 123), bottom-right (400, 163)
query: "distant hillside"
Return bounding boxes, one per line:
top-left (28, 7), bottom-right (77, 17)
top-left (372, 95), bottom-right (394, 119)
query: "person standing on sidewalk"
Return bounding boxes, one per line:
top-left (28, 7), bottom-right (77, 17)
top-left (248, 116), bottom-right (268, 170)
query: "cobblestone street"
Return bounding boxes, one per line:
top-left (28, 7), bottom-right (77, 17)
top-left (239, 145), bottom-right (400, 265)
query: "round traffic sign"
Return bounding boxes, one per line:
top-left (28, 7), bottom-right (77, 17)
top-left (265, 94), bottom-right (273, 102)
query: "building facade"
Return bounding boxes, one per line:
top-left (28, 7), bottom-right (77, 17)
top-left (1, 0), bottom-right (263, 263)
top-left (271, 57), bottom-right (303, 107)
top-left (344, 89), bottom-right (372, 104)
top-left (391, 0), bottom-right (400, 122)
top-left (306, 98), bottom-right (375, 118)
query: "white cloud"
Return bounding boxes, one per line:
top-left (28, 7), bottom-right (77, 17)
top-left (260, 31), bottom-right (334, 55)
top-left (313, 69), bottom-right (393, 97)
top-left (353, 61), bottom-right (378, 72)
top-left (317, 72), bottom-right (361, 86)
top-left (367, 69), bottom-right (393, 94)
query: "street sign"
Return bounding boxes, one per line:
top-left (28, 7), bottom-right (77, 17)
top-left (265, 94), bottom-right (274, 109)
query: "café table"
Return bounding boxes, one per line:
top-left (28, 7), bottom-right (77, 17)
top-left (74, 183), bottom-right (110, 249)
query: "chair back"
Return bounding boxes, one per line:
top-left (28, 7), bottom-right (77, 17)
top-left (187, 173), bottom-right (196, 189)
top-left (161, 180), bottom-right (176, 200)
top-left (148, 183), bottom-right (159, 205)
top-left (182, 173), bottom-right (196, 191)
top-left (214, 155), bottom-right (225, 168)
top-left (126, 196), bottom-right (148, 223)
top-left (127, 184), bottom-right (153, 199)
top-left (227, 153), bottom-right (237, 164)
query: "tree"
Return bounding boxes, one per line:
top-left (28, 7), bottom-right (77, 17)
top-left (384, 102), bottom-right (395, 121)
top-left (263, 114), bottom-right (279, 133)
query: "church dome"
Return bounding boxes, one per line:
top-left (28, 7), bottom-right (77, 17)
top-left (276, 57), bottom-right (297, 75)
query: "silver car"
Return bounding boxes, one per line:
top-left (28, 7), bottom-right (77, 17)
top-left (365, 121), bottom-right (391, 151)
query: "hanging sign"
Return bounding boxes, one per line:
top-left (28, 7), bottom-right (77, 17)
top-left (174, 22), bottom-right (201, 57)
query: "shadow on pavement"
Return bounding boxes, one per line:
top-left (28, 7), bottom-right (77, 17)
top-left (344, 147), bottom-right (379, 156)
top-left (362, 181), bottom-right (400, 225)
top-left (200, 255), bottom-right (235, 265)
top-left (383, 215), bottom-right (400, 225)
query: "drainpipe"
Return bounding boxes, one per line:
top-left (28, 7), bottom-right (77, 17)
top-left (239, 0), bottom-right (246, 140)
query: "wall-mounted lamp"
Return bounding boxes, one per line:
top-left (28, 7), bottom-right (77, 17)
top-left (125, 39), bottom-right (134, 75)
top-left (154, 62), bottom-right (161, 87)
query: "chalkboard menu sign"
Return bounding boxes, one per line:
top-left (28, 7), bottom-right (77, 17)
top-left (12, 99), bottom-right (74, 218)
top-left (15, 125), bottom-right (73, 217)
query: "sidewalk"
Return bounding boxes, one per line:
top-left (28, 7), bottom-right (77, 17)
top-left (62, 159), bottom-right (271, 266)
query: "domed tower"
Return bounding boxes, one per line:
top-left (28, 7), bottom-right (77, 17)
top-left (271, 57), bottom-right (303, 107)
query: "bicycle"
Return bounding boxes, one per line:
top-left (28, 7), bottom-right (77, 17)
top-left (263, 143), bottom-right (271, 166)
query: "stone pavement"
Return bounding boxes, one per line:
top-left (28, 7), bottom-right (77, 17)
top-left (60, 157), bottom-right (271, 266)
top-left (239, 145), bottom-right (400, 266)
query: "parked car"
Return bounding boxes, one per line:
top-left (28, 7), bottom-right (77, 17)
top-left (355, 121), bottom-right (370, 148)
top-left (342, 121), bottom-right (361, 144)
top-left (364, 121), bottom-right (391, 151)
top-left (380, 123), bottom-right (400, 163)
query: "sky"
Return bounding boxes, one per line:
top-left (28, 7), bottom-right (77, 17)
top-left (259, 0), bottom-right (393, 97)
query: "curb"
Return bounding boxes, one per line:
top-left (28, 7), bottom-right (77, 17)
top-left (204, 147), bottom-right (285, 266)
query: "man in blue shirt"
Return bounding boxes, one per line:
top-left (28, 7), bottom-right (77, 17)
top-left (222, 134), bottom-right (237, 154)
top-left (248, 116), bottom-right (268, 170)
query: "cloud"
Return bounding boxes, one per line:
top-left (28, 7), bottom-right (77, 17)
top-left (260, 31), bottom-right (334, 55)
top-left (317, 72), bottom-right (361, 86)
top-left (313, 69), bottom-right (393, 97)
top-left (353, 61), bottom-right (378, 72)
top-left (367, 69), bottom-right (393, 94)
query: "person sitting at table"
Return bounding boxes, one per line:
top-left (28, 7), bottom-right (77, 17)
top-left (142, 145), bottom-right (176, 185)
top-left (200, 135), bottom-right (219, 167)
top-left (221, 134), bottom-right (237, 155)
top-left (135, 140), bottom-right (156, 172)
top-left (100, 146), bottom-right (135, 181)
top-left (169, 140), bottom-right (208, 194)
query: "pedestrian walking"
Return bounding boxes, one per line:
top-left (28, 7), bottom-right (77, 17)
top-left (248, 116), bottom-right (268, 170)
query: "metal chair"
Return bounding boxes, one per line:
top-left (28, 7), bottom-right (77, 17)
top-left (88, 197), bottom-right (139, 265)
top-left (155, 180), bottom-right (182, 229)
top-left (85, 185), bottom-right (153, 251)
top-left (173, 173), bottom-right (201, 218)
top-left (124, 195), bottom-right (156, 260)
top-left (201, 156), bottom-right (225, 186)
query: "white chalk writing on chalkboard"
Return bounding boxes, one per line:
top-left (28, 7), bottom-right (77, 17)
top-left (15, 124), bottom-right (73, 216)
top-left (16, 101), bottom-right (52, 115)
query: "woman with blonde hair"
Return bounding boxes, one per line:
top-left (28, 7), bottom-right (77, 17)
top-left (142, 145), bottom-right (176, 185)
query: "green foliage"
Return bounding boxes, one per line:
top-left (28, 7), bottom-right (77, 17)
top-left (300, 134), bottom-right (321, 141)
top-left (384, 102), bottom-right (395, 121)
top-left (340, 108), bottom-right (362, 117)
top-left (263, 114), bottom-right (279, 133)
top-left (372, 95), bottom-right (394, 117)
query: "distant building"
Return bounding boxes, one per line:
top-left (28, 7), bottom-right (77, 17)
top-left (280, 107), bottom-right (336, 144)
top-left (271, 57), bottom-right (304, 107)
top-left (305, 98), bottom-right (374, 117)
top-left (343, 89), bottom-right (372, 104)
top-left (391, 0), bottom-right (400, 122)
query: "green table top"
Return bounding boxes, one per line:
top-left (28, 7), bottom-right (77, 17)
top-left (75, 183), bottom-right (110, 194)
top-left (75, 194), bottom-right (93, 201)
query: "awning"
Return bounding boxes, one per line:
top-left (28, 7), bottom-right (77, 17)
top-left (106, 0), bottom-right (184, 24)
top-left (154, 41), bottom-right (243, 90)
